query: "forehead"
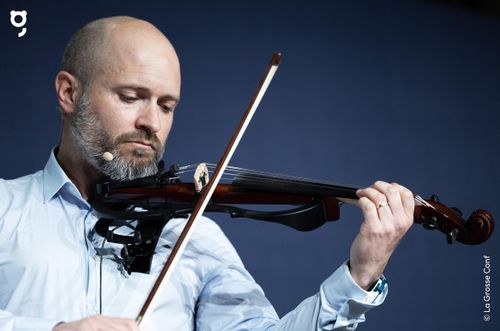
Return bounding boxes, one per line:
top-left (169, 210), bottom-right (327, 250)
top-left (95, 34), bottom-right (181, 97)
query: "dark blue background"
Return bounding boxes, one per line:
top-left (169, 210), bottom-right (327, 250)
top-left (1, 1), bottom-right (498, 330)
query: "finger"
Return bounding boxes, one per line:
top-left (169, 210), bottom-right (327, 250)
top-left (357, 186), bottom-right (393, 219)
top-left (356, 196), bottom-right (383, 232)
top-left (357, 186), bottom-right (388, 207)
top-left (392, 182), bottom-right (415, 222)
top-left (372, 181), bottom-right (403, 214)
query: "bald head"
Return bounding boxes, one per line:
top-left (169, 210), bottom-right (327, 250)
top-left (60, 16), bottom-right (179, 89)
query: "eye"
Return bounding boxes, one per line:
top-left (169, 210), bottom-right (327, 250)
top-left (119, 94), bottom-right (139, 103)
top-left (159, 103), bottom-right (175, 113)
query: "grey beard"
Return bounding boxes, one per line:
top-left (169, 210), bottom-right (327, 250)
top-left (69, 93), bottom-right (163, 181)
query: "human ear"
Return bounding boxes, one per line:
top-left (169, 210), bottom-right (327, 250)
top-left (55, 70), bottom-right (81, 115)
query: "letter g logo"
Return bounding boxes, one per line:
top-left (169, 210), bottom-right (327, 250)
top-left (10, 10), bottom-right (28, 37)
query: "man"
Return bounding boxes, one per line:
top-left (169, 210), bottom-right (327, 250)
top-left (0, 16), bottom-right (414, 331)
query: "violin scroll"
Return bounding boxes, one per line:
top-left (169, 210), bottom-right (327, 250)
top-left (414, 196), bottom-right (494, 245)
top-left (462, 209), bottom-right (495, 244)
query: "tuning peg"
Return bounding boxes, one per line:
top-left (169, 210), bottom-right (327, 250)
top-left (430, 194), bottom-right (440, 202)
top-left (451, 207), bottom-right (463, 217)
top-left (447, 228), bottom-right (459, 244)
top-left (423, 216), bottom-right (438, 230)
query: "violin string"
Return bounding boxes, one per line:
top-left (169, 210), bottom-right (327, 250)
top-left (174, 165), bottom-right (358, 200)
top-left (219, 169), bottom-right (343, 192)
top-left (174, 167), bottom-right (236, 183)
top-left (205, 163), bottom-right (357, 190)
top-left (175, 164), bottom-right (429, 197)
top-left (173, 164), bottom-right (437, 210)
top-left (225, 167), bottom-right (439, 210)
top-left (173, 165), bottom-right (234, 182)
top-left (174, 164), bottom-right (314, 185)
top-left (414, 195), bottom-right (436, 210)
top-left (209, 164), bottom-right (334, 183)
top-left (174, 163), bottom-right (307, 183)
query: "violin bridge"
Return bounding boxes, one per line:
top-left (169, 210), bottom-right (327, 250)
top-left (194, 163), bottom-right (210, 192)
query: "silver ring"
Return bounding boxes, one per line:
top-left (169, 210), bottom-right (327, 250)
top-left (378, 202), bottom-right (389, 209)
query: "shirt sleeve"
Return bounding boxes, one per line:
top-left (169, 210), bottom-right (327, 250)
top-left (195, 260), bottom-right (387, 331)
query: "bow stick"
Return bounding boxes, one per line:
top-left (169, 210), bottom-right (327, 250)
top-left (136, 52), bottom-right (282, 325)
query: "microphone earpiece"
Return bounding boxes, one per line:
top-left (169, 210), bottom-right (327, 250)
top-left (102, 152), bottom-right (114, 162)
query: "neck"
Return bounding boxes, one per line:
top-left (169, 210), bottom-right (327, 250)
top-left (57, 133), bottom-right (101, 201)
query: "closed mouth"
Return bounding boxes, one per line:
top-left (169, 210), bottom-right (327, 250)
top-left (125, 141), bottom-right (154, 150)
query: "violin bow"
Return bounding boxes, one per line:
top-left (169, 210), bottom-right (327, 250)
top-left (136, 52), bottom-right (282, 325)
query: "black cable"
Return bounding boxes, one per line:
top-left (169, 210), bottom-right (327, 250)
top-left (99, 238), bottom-right (107, 314)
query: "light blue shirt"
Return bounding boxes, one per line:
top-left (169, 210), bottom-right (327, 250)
top-left (0, 150), bottom-right (386, 331)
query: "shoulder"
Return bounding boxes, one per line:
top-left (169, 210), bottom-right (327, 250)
top-left (0, 171), bottom-right (44, 195)
top-left (0, 171), bottom-right (43, 217)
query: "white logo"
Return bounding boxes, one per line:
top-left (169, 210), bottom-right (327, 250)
top-left (10, 10), bottom-right (28, 38)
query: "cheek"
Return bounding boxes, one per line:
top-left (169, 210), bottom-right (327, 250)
top-left (92, 100), bottom-right (137, 138)
top-left (96, 112), bottom-right (135, 140)
top-left (87, 92), bottom-right (122, 134)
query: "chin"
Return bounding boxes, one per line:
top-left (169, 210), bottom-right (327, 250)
top-left (117, 144), bottom-right (153, 158)
top-left (131, 148), bottom-right (155, 158)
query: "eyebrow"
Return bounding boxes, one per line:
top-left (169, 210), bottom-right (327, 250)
top-left (113, 85), bottom-right (180, 103)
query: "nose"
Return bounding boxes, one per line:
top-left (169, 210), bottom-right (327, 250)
top-left (136, 102), bottom-right (161, 135)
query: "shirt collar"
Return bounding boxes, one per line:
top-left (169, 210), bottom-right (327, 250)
top-left (42, 148), bottom-right (79, 203)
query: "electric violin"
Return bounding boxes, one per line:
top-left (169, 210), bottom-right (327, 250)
top-left (93, 161), bottom-right (494, 273)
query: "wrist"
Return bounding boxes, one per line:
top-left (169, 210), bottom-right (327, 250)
top-left (347, 260), bottom-right (382, 290)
